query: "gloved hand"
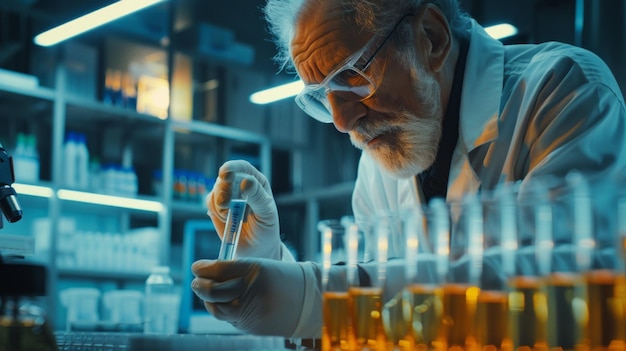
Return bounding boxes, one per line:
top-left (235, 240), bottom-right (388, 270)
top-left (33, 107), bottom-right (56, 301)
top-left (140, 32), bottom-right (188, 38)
top-left (206, 160), bottom-right (293, 260)
top-left (191, 258), bottom-right (321, 338)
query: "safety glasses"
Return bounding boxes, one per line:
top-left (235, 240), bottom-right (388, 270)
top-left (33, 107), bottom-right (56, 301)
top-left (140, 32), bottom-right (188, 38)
top-left (295, 14), bottom-right (413, 123)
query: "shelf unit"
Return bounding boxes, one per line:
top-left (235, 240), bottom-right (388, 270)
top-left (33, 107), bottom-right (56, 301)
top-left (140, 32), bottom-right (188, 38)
top-left (0, 61), bottom-right (272, 328)
top-left (0, 0), bottom-right (361, 329)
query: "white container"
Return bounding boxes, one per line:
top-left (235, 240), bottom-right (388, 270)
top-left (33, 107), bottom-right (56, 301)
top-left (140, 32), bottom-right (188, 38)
top-left (144, 266), bottom-right (180, 334)
top-left (103, 290), bottom-right (143, 324)
top-left (59, 287), bottom-right (101, 331)
top-left (75, 132), bottom-right (90, 190)
top-left (63, 132), bottom-right (77, 188)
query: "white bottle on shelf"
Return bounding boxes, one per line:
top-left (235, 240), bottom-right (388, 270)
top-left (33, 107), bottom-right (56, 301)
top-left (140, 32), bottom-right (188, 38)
top-left (12, 133), bottom-right (39, 183)
top-left (75, 133), bottom-right (90, 190)
top-left (143, 266), bottom-right (179, 334)
top-left (124, 166), bottom-right (138, 196)
top-left (63, 132), bottom-right (78, 188)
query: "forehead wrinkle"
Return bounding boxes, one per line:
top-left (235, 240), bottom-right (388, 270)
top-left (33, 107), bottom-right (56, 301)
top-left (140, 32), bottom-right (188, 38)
top-left (293, 37), bottom-right (348, 84)
top-left (291, 2), bottom-right (357, 84)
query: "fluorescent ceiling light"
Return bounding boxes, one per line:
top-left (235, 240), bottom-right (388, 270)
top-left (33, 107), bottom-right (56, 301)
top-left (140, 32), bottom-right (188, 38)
top-left (57, 189), bottom-right (164, 212)
top-left (249, 80), bottom-right (304, 105)
top-left (34, 0), bottom-right (167, 47)
top-left (251, 22), bottom-right (518, 105)
top-left (13, 183), bottom-right (54, 198)
top-left (485, 23), bottom-right (518, 40)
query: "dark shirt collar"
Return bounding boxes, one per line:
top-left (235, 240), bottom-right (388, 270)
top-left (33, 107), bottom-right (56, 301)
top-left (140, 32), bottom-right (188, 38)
top-left (417, 36), bottom-right (470, 204)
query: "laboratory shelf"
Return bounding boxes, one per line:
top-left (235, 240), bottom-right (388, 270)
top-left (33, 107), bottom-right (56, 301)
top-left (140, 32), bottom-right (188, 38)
top-left (0, 86), bottom-right (54, 125)
top-left (56, 190), bottom-right (164, 215)
top-left (171, 119), bottom-right (269, 144)
top-left (0, 82), bottom-right (56, 101)
top-left (65, 95), bottom-right (168, 126)
top-left (171, 200), bottom-right (208, 217)
top-left (14, 182), bottom-right (164, 215)
top-left (57, 268), bottom-right (151, 281)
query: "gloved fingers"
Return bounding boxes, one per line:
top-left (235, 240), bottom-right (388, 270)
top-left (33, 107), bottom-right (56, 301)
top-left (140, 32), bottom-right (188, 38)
top-left (193, 258), bottom-right (252, 275)
top-left (191, 276), bottom-right (246, 303)
top-left (206, 177), bottom-right (232, 216)
top-left (203, 301), bottom-right (242, 323)
top-left (239, 173), bottom-right (277, 220)
top-left (218, 160), bottom-right (273, 195)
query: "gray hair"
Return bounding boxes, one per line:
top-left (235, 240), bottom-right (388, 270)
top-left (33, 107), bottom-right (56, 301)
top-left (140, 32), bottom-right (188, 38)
top-left (263, 0), bottom-right (472, 72)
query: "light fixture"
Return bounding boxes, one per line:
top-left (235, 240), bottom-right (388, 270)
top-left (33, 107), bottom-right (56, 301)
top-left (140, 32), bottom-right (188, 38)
top-left (57, 189), bottom-right (164, 212)
top-left (484, 23), bottom-right (518, 40)
top-left (250, 22), bottom-right (518, 105)
top-left (249, 80), bottom-right (304, 105)
top-left (13, 183), bottom-right (54, 198)
top-left (34, 0), bottom-right (167, 47)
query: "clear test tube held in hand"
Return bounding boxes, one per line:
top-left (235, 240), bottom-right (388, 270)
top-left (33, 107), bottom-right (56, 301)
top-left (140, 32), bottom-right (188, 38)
top-left (218, 174), bottom-right (248, 260)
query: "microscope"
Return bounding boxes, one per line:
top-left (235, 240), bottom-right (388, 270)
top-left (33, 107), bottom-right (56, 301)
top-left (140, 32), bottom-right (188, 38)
top-left (0, 142), bottom-right (58, 351)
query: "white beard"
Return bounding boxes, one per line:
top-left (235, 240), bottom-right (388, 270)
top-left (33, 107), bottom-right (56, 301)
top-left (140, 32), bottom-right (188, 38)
top-left (351, 64), bottom-right (443, 179)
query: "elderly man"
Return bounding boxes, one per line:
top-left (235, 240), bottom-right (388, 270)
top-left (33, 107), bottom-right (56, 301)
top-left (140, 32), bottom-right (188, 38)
top-left (191, 0), bottom-right (626, 339)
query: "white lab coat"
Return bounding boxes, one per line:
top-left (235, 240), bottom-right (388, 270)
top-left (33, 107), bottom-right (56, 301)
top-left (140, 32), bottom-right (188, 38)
top-left (353, 19), bottom-right (626, 220)
top-left (294, 20), bottom-right (626, 338)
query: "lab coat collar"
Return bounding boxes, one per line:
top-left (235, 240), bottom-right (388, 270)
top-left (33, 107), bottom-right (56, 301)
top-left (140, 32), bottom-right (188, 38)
top-left (459, 20), bottom-right (505, 153)
top-left (445, 20), bottom-right (504, 200)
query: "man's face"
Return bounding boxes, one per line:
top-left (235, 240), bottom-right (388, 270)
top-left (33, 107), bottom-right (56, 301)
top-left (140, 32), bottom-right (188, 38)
top-left (291, 2), bottom-right (443, 179)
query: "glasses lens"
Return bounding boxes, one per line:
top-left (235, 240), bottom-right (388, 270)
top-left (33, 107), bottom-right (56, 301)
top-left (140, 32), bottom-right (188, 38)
top-left (295, 89), bottom-right (333, 123)
top-left (295, 68), bottom-right (375, 123)
top-left (329, 68), bottom-right (375, 99)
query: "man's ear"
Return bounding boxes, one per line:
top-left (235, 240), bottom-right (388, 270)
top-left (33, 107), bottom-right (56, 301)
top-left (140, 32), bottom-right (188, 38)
top-left (416, 4), bottom-right (453, 72)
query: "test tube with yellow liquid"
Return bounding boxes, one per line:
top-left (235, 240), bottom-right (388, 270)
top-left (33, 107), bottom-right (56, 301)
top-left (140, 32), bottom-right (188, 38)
top-left (536, 173), bottom-right (591, 351)
top-left (400, 200), bottom-right (448, 351)
top-left (317, 219), bottom-right (358, 351)
top-left (350, 215), bottom-right (391, 351)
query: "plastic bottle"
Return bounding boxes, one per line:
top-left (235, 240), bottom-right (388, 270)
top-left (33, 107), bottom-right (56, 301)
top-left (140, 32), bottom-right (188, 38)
top-left (63, 132), bottom-right (78, 188)
top-left (12, 133), bottom-right (39, 183)
top-left (75, 133), bottom-right (90, 190)
top-left (143, 266), bottom-right (179, 334)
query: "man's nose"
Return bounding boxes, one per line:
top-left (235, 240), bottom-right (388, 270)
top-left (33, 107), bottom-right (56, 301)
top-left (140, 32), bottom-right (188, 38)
top-left (328, 94), bottom-right (367, 132)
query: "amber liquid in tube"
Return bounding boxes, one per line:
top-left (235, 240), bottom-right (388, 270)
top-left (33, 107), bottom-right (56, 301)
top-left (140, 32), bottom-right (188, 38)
top-left (382, 290), bottom-right (410, 347)
top-left (349, 286), bottom-right (386, 351)
top-left (440, 283), bottom-right (477, 349)
top-left (584, 270), bottom-right (626, 350)
top-left (543, 272), bottom-right (587, 351)
top-left (474, 290), bottom-right (509, 350)
top-left (507, 276), bottom-right (547, 350)
top-left (323, 291), bottom-right (351, 351)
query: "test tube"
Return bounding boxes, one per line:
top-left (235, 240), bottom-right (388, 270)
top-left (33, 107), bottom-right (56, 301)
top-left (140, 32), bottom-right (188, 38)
top-left (217, 174), bottom-right (248, 260)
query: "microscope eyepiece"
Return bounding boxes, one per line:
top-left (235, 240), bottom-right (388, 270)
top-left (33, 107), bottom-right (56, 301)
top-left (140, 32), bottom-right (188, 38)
top-left (0, 185), bottom-right (22, 223)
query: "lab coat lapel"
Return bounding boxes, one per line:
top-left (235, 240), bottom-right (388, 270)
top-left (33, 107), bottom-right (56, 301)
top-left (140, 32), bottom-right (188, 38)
top-left (448, 20), bottom-right (505, 201)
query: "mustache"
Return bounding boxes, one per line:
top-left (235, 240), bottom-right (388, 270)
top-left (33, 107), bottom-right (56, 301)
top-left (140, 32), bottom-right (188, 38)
top-left (350, 112), bottom-right (411, 147)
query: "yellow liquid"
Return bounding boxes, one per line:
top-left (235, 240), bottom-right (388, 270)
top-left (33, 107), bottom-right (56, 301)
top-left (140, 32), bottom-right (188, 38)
top-left (585, 270), bottom-right (626, 349)
top-left (507, 276), bottom-right (547, 350)
top-left (323, 291), bottom-right (351, 351)
top-left (382, 290), bottom-right (411, 349)
top-left (440, 283), bottom-right (477, 348)
top-left (349, 286), bottom-right (386, 351)
top-left (474, 290), bottom-right (509, 349)
top-left (404, 284), bottom-right (443, 349)
top-left (543, 273), bottom-right (588, 350)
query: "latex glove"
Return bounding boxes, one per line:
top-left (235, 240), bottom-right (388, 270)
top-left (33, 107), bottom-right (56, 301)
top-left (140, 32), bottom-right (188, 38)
top-left (191, 258), bottom-right (321, 338)
top-left (206, 160), bottom-right (293, 260)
